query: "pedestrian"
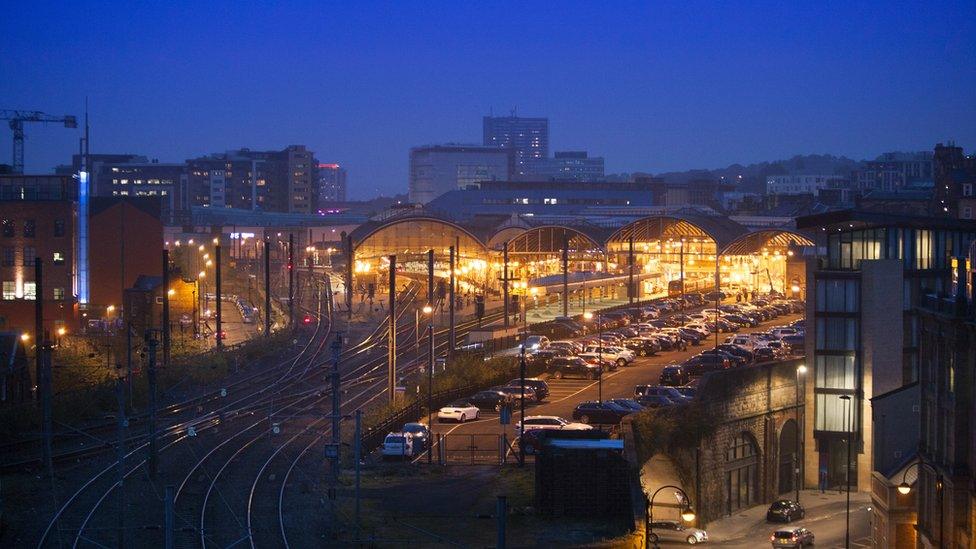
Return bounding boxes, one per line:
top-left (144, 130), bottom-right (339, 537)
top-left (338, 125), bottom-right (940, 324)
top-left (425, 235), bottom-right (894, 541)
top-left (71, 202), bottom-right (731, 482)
top-left (819, 467), bottom-right (828, 493)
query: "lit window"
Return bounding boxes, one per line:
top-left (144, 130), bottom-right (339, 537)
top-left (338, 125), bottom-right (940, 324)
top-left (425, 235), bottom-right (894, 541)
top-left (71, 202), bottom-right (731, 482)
top-left (53, 287), bottom-right (64, 300)
top-left (2, 281), bottom-right (15, 300)
top-left (53, 252), bottom-right (65, 265)
top-left (23, 282), bottom-right (36, 300)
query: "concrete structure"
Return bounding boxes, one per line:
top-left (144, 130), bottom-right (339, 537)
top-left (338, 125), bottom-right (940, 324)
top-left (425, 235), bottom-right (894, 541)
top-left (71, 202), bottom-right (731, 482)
top-left (797, 210), bottom-right (976, 495)
top-left (408, 144), bottom-right (513, 204)
top-left (522, 151), bottom-right (604, 182)
top-left (482, 115), bottom-right (548, 177)
top-left (316, 162), bottom-right (347, 205)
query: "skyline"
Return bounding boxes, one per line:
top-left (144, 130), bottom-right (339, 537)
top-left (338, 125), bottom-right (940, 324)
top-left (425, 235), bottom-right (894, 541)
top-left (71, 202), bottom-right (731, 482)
top-left (2, 1), bottom-right (974, 199)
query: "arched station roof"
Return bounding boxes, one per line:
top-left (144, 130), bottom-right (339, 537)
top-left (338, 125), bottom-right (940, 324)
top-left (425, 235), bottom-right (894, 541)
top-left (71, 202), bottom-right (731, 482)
top-left (349, 213), bottom-right (486, 257)
top-left (605, 214), bottom-right (748, 250)
top-left (505, 224), bottom-right (608, 255)
top-left (720, 229), bottom-right (815, 256)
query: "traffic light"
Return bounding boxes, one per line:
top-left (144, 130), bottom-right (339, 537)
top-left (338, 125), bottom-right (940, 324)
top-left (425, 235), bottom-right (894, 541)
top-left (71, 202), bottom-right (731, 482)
top-left (303, 314), bottom-right (312, 324)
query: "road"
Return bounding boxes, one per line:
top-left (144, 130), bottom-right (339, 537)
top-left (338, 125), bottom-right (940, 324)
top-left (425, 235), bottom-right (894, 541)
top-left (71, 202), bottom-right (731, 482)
top-left (421, 311), bottom-right (803, 463)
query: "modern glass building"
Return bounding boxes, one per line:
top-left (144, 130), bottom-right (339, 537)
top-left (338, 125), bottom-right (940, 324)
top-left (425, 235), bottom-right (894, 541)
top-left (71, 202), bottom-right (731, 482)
top-left (482, 115), bottom-right (549, 178)
top-left (797, 210), bottom-right (976, 491)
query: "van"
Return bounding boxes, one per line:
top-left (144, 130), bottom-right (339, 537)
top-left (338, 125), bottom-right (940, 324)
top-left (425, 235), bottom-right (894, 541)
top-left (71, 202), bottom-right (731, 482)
top-left (724, 334), bottom-right (756, 349)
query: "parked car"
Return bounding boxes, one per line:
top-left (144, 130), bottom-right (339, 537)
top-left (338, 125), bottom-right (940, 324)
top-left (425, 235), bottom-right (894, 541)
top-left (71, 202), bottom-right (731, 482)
top-left (659, 365), bottom-right (691, 386)
top-left (635, 384), bottom-right (691, 402)
top-left (781, 334), bottom-right (805, 353)
top-left (717, 344), bottom-right (755, 364)
top-left (548, 340), bottom-right (584, 354)
top-left (506, 377), bottom-right (550, 401)
top-left (381, 432), bottom-right (414, 459)
top-left (771, 527), bottom-right (815, 548)
top-left (582, 344), bottom-right (634, 367)
top-left (636, 394), bottom-right (678, 408)
top-left (607, 398), bottom-right (644, 412)
top-left (766, 500), bottom-right (805, 523)
top-left (673, 385), bottom-right (697, 399)
top-left (401, 422), bottom-right (430, 451)
top-left (523, 335), bottom-right (550, 351)
top-left (577, 352), bottom-right (617, 372)
top-left (549, 357), bottom-right (603, 380)
top-left (516, 415), bottom-right (592, 432)
top-left (494, 385), bottom-right (538, 403)
top-left (437, 400), bottom-right (481, 422)
top-left (647, 520), bottom-right (709, 545)
top-left (683, 352), bottom-right (731, 375)
top-left (572, 401), bottom-right (633, 424)
top-left (703, 290), bottom-right (726, 302)
top-left (467, 390), bottom-right (512, 412)
top-left (753, 346), bottom-right (778, 362)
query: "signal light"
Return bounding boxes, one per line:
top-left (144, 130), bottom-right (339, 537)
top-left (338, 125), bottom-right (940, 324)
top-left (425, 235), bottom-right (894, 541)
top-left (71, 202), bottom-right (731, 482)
top-left (303, 315), bottom-right (312, 324)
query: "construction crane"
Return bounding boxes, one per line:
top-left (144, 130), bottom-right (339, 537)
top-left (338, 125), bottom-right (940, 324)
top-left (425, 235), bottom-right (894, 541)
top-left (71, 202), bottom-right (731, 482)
top-left (0, 110), bottom-right (78, 174)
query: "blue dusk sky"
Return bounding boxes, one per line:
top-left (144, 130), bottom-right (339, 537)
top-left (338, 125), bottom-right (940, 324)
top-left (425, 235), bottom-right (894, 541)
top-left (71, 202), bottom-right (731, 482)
top-left (2, 1), bottom-right (974, 198)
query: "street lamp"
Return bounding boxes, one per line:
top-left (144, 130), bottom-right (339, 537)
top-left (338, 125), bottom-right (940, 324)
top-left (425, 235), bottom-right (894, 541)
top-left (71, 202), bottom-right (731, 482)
top-left (423, 303), bottom-right (434, 464)
top-left (795, 364), bottom-right (807, 505)
top-left (582, 311), bottom-right (604, 402)
top-left (897, 460), bottom-right (944, 548)
top-left (840, 394), bottom-right (853, 549)
top-left (646, 484), bottom-right (696, 549)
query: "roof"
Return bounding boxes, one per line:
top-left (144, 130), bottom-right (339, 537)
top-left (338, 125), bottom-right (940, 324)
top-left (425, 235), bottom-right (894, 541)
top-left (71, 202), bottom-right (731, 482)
top-left (797, 209), bottom-right (976, 231)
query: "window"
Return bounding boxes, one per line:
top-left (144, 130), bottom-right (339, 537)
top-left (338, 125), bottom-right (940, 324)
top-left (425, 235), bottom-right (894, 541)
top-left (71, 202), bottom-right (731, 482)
top-left (2, 219), bottom-right (13, 237)
top-left (815, 279), bottom-right (858, 312)
top-left (54, 219), bottom-right (65, 237)
top-left (725, 433), bottom-right (759, 514)
top-left (2, 281), bottom-right (15, 300)
top-left (53, 252), bottom-right (65, 265)
top-left (53, 287), bottom-right (64, 300)
top-left (2, 247), bottom-right (13, 267)
top-left (22, 247), bottom-right (35, 266)
top-left (815, 394), bottom-right (856, 432)
top-left (23, 219), bottom-right (35, 238)
top-left (964, 183), bottom-right (973, 197)
top-left (23, 282), bottom-right (35, 300)
top-left (815, 355), bottom-right (856, 389)
top-left (815, 318), bottom-right (857, 350)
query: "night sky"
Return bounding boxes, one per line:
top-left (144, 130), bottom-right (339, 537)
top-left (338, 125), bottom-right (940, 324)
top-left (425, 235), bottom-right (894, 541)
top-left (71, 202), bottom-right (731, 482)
top-left (2, 1), bottom-right (974, 199)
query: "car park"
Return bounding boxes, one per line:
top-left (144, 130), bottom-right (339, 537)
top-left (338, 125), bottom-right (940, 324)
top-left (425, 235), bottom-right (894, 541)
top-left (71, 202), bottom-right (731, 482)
top-left (647, 520), bottom-right (709, 545)
top-left (437, 400), bottom-right (481, 422)
top-left (770, 527), bottom-right (814, 548)
top-left (572, 401), bottom-right (633, 424)
top-left (766, 500), bottom-right (805, 522)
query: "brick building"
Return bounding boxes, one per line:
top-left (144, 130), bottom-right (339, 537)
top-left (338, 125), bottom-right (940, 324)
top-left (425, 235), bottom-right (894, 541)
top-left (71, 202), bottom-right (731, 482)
top-left (0, 175), bottom-right (77, 336)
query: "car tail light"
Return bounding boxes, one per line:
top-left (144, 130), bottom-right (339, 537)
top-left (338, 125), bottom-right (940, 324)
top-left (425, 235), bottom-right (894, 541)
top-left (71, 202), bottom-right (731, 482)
top-left (769, 535), bottom-right (775, 542)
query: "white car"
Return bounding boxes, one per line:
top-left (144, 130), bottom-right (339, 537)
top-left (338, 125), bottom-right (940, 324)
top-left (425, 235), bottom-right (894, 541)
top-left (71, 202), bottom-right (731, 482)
top-left (770, 327), bottom-right (799, 339)
top-left (684, 323), bottom-right (711, 337)
top-left (583, 344), bottom-right (635, 365)
top-left (437, 400), bottom-right (480, 423)
top-left (516, 415), bottom-right (593, 432)
top-left (381, 432), bottom-right (414, 459)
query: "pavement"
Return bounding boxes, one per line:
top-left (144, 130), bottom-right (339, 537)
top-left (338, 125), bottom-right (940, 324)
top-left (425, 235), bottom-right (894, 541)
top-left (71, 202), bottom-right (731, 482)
top-left (704, 489), bottom-right (873, 548)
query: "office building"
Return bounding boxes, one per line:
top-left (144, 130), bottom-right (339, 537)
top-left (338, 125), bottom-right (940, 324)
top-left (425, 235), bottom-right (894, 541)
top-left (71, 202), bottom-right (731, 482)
top-left (408, 144), bottom-right (513, 204)
top-left (94, 160), bottom-right (184, 222)
top-left (797, 210), bottom-right (976, 496)
top-left (482, 115), bottom-right (549, 177)
top-left (186, 145), bottom-right (315, 214)
top-left (523, 151), bottom-right (604, 182)
top-left (766, 174), bottom-right (846, 197)
top-left (316, 163), bottom-right (347, 205)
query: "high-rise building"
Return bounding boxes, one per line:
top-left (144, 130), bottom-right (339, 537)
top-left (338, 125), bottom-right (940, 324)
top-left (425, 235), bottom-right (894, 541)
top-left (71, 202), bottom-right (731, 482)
top-left (932, 143), bottom-right (976, 219)
top-left (796, 210), bottom-right (976, 496)
top-left (316, 163), bottom-right (347, 206)
top-left (522, 151), bottom-right (605, 182)
top-left (185, 145), bottom-right (315, 214)
top-left (482, 115), bottom-right (549, 177)
top-left (408, 144), bottom-right (513, 204)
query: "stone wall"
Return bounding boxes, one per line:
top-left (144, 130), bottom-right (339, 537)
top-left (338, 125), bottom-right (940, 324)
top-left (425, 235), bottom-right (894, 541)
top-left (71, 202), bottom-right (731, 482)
top-left (633, 359), bottom-right (806, 525)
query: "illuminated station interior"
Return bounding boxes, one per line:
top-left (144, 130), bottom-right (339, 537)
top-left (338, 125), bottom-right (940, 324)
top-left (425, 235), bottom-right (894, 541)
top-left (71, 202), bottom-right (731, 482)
top-left (345, 212), bottom-right (814, 314)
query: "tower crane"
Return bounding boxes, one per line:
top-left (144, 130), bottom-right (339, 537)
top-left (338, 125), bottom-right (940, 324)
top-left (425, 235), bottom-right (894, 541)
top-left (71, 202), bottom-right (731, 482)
top-left (0, 110), bottom-right (78, 174)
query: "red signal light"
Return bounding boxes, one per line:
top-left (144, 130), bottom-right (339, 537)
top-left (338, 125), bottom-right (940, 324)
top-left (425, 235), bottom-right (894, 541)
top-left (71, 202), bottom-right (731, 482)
top-left (303, 315), bottom-right (312, 324)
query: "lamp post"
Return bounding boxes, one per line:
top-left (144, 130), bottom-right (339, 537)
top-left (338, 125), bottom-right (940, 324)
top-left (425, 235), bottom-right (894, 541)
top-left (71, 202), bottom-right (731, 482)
top-left (582, 311), bottom-right (603, 403)
top-left (897, 460), bottom-right (944, 548)
top-left (645, 484), bottom-right (696, 549)
top-left (839, 394), bottom-right (852, 549)
top-left (794, 364), bottom-right (807, 505)
top-left (423, 303), bottom-right (433, 464)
